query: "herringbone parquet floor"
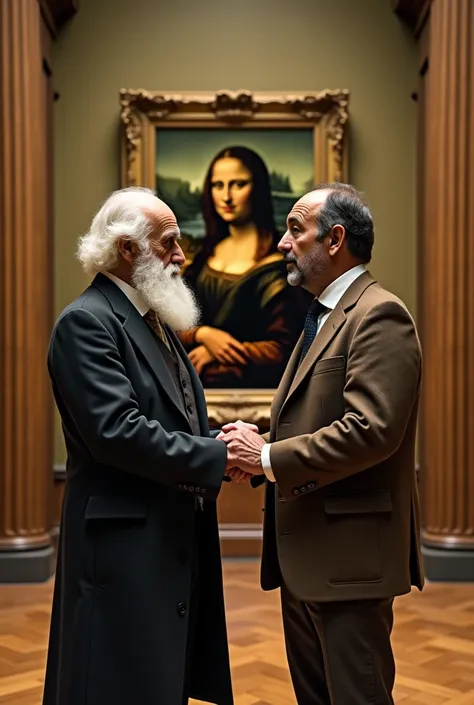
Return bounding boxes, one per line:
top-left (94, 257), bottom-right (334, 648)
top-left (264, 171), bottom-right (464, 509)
top-left (0, 562), bottom-right (473, 704)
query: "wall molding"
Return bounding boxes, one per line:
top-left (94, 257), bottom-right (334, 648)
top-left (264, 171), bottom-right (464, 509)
top-left (219, 524), bottom-right (263, 540)
top-left (38, 0), bottom-right (79, 37)
top-left (391, 0), bottom-right (432, 36)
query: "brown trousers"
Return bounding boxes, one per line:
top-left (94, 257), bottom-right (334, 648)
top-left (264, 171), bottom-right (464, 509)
top-left (281, 584), bottom-right (395, 705)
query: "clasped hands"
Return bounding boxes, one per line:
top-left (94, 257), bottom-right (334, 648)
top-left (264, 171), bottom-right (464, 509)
top-left (217, 420), bottom-right (266, 485)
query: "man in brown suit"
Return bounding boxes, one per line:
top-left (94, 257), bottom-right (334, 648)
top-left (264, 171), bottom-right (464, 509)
top-left (221, 183), bottom-right (424, 704)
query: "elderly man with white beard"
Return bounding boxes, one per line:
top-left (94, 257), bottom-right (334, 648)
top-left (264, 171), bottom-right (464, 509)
top-left (43, 187), bottom-right (243, 705)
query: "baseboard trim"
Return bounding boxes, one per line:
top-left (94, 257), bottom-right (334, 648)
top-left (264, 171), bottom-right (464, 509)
top-left (0, 546), bottom-right (55, 583)
top-left (422, 544), bottom-right (474, 582)
top-left (219, 523), bottom-right (263, 539)
top-left (53, 463), bottom-right (65, 480)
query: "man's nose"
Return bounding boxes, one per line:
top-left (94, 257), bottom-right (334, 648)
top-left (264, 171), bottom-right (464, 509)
top-left (278, 232), bottom-right (292, 252)
top-left (171, 243), bottom-right (186, 266)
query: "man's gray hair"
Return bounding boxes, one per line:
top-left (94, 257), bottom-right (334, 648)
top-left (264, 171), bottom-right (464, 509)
top-left (313, 182), bottom-right (374, 263)
top-left (76, 187), bottom-right (158, 276)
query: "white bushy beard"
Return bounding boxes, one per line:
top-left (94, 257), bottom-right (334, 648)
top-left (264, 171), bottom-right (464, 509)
top-left (131, 250), bottom-right (200, 331)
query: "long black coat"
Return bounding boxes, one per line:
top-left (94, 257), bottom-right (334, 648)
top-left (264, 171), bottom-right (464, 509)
top-left (43, 273), bottom-right (233, 705)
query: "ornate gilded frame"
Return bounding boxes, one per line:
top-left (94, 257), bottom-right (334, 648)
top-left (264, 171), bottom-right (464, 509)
top-left (120, 89), bottom-right (349, 428)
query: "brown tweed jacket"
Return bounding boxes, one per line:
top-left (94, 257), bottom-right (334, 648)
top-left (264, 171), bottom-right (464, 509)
top-left (261, 271), bottom-right (424, 602)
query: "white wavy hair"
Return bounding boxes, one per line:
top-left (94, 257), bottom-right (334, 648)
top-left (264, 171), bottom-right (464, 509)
top-left (77, 187), bottom-right (159, 276)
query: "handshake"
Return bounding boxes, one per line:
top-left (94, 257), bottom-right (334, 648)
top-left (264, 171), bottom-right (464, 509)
top-left (216, 420), bottom-right (266, 485)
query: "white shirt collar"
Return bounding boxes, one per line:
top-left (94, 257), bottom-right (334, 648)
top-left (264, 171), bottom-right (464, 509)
top-left (318, 264), bottom-right (367, 311)
top-left (102, 272), bottom-right (149, 317)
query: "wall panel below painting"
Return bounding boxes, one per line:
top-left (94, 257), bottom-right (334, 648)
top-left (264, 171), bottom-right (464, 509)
top-left (218, 482), bottom-right (265, 558)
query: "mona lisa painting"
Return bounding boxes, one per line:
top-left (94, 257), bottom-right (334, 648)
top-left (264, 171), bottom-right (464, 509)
top-left (120, 89), bottom-right (349, 422)
top-left (157, 131), bottom-right (314, 389)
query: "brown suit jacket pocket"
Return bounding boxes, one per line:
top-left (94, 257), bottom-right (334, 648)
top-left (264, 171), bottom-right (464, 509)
top-left (311, 355), bottom-right (346, 376)
top-left (324, 490), bottom-right (392, 515)
top-left (323, 491), bottom-right (391, 585)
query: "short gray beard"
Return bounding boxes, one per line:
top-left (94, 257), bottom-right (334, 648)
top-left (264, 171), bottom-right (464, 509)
top-left (131, 251), bottom-right (200, 331)
top-left (285, 249), bottom-right (325, 288)
top-left (287, 262), bottom-right (304, 287)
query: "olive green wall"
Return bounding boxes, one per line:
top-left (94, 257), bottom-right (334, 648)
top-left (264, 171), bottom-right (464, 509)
top-left (53, 0), bottom-right (417, 463)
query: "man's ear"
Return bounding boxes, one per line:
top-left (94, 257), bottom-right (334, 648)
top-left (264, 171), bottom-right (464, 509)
top-left (328, 225), bottom-right (345, 253)
top-left (117, 237), bottom-right (135, 263)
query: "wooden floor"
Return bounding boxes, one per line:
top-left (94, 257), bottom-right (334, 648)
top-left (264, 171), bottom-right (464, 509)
top-left (0, 562), bottom-right (473, 704)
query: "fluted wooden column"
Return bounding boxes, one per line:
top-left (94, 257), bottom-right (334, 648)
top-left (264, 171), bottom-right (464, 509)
top-left (418, 0), bottom-right (474, 579)
top-left (0, 0), bottom-right (54, 581)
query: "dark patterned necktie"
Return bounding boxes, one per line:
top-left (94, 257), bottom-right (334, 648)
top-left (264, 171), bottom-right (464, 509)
top-left (143, 310), bottom-right (170, 349)
top-left (299, 299), bottom-right (328, 364)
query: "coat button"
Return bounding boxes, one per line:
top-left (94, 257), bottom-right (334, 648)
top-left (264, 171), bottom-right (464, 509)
top-left (177, 601), bottom-right (187, 616)
top-left (308, 482), bottom-right (315, 489)
top-left (293, 489), bottom-right (299, 495)
top-left (301, 486), bottom-right (306, 492)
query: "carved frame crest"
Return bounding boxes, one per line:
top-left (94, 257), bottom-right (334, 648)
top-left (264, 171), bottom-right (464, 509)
top-left (120, 89), bottom-right (349, 427)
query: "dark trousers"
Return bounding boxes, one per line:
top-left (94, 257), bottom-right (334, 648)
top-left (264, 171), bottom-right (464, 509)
top-left (281, 583), bottom-right (395, 705)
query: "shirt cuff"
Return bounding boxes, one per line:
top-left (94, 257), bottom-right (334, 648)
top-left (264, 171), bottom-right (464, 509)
top-left (261, 443), bottom-right (275, 482)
